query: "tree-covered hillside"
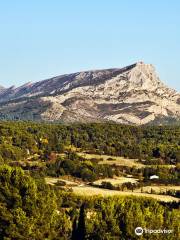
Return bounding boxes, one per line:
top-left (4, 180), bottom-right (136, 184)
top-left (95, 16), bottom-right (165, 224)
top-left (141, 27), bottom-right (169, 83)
top-left (0, 121), bottom-right (179, 164)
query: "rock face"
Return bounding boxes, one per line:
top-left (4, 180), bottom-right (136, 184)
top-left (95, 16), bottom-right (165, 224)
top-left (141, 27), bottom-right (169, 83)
top-left (0, 62), bottom-right (179, 125)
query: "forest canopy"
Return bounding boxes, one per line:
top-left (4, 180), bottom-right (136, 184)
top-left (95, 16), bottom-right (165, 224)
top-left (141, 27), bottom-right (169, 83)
top-left (0, 121), bottom-right (179, 164)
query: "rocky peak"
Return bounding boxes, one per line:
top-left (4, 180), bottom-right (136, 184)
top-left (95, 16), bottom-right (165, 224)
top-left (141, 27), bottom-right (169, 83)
top-left (0, 62), bottom-right (179, 125)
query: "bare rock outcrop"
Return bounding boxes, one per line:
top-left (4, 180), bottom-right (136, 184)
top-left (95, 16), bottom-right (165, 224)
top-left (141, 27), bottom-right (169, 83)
top-left (0, 62), bottom-right (179, 125)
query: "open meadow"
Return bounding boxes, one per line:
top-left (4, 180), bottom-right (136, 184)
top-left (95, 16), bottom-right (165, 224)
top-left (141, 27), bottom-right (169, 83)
top-left (77, 152), bottom-right (144, 168)
top-left (71, 185), bottom-right (179, 202)
top-left (93, 176), bottom-right (138, 186)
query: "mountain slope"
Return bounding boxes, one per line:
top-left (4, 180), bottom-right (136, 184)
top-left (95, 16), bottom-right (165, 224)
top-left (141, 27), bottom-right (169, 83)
top-left (0, 62), bottom-right (179, 125)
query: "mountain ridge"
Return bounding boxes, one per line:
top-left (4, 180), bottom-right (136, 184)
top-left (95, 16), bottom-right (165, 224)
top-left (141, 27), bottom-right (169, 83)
top-left (0, 62), bottom-right (179, 125)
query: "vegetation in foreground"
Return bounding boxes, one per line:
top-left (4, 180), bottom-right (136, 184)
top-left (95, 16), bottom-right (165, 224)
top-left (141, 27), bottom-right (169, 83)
top-left (0, 165), bottom-right (179, 239)
top-left (0, 121), bottom-right (179, 239)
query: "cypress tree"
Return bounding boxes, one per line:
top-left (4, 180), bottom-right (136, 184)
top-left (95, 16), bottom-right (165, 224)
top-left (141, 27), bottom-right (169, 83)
top-left (76, 203), bottom-right (86, 240)
top-left (71, 217), bottom-right (78, 240)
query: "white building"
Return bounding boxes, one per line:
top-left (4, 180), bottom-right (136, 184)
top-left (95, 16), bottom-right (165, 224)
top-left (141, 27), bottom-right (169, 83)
top-left (149, 175), bottom-right (159, 180)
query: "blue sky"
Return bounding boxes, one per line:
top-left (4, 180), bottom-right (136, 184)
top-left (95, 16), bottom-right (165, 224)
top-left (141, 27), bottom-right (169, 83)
top-left (0, 0), bottom-right (179, 91)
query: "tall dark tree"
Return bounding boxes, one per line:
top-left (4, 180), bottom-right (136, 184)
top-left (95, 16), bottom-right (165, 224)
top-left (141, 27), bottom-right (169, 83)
top-left (76, 203), bottom-right (86, 240)
top-left (71, 217), bottom-right (78, 240)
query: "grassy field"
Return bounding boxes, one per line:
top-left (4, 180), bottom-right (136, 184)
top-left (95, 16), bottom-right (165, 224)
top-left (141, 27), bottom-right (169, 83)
top-left (45, 176), bottom-right (179, 203)
top-left (72, 185), bottom-right (179, 202)
top-left (77, 152), bottom-right (144, 168)
top-left (77, 152), bottom-right (176, 169)
top-left (93, 176), bottom-right (138, 186)
top-left (135, 185), bottom-right (180, 194)
top-left (45, 177), bottom-right (82, 186)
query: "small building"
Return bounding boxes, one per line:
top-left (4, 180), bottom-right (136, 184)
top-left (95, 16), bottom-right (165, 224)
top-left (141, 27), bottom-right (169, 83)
top-left (149, 175), bottom-right (159, 180)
